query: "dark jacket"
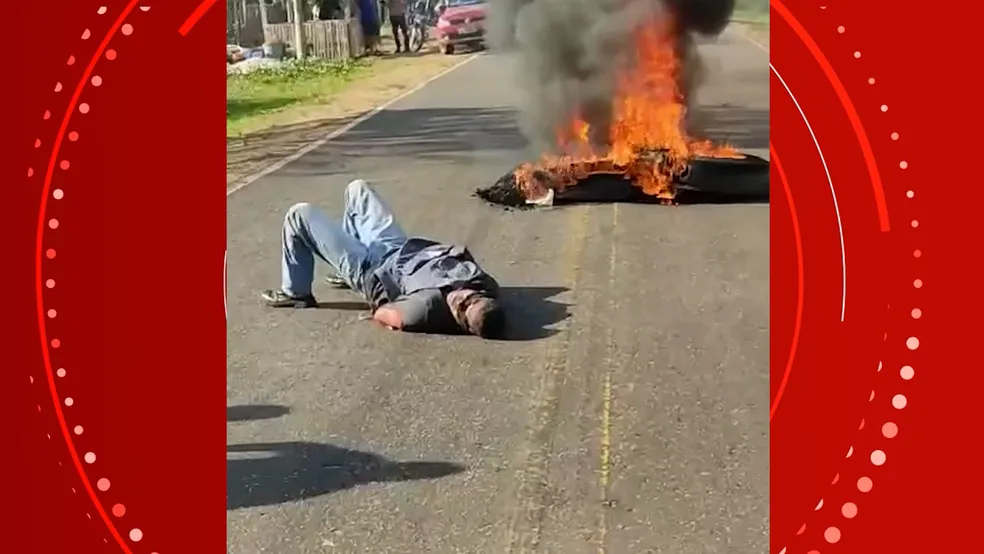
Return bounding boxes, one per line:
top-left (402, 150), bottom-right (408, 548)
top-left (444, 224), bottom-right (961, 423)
top-left (365, 238), bottom-right (498, 308)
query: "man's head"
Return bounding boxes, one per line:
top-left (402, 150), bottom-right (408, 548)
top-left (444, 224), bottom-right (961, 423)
top-left (447, 288), bottom-right (505, 338)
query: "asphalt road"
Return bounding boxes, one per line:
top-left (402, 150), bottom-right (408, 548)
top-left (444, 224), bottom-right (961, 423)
top-left (227, 29), bottom-right (768, 554)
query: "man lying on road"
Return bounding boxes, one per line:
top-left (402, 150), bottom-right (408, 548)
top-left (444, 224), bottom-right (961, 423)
top-left (261, 180), bottom-right (506, 338)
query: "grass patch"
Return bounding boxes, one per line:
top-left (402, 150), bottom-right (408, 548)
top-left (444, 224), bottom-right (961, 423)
top-left (227, 58), bottom-right (375, 137)
top-left (732, 0), bottom-right (769, 45)
top-left (733, 0), bottom-right (769, 25)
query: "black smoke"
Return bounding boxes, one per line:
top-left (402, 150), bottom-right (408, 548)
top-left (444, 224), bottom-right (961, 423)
top-left (487, 0), bottom-right (736, 155)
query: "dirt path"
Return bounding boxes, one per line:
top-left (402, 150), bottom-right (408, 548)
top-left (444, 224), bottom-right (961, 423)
top-left (227, 48), bottom-right (470, 187)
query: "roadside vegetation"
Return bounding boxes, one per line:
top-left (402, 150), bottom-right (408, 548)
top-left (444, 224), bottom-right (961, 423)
top-left (227, 58), bottom-right (375, 137)
top-left (733, 0), bottom-right (769, 26)
top-left (734, 0), bottom-right (769, 22)
top-left (732, 0), bottom-right (769, 44)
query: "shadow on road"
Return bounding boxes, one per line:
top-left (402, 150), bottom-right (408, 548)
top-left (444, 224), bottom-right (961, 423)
top-left (227, 404), bottom-right (292, 422)
top-left (497, 286), bottom-right (571, 341)
top-left (315, 107), bottom-right (527, 160)
top-left (315, 300), bottom-right (370, 310)
top-left (312, 286), bottom-right (571, 340)
top-left (687, 104), bottom-right (769, 151)
top-left (227, 441), bottom-right (465, 510)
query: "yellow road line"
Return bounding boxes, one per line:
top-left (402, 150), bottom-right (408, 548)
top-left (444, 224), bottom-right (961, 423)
top-left (506, 205), bottom-right (590, 554)
top-left (597, 203), bottom-right (619, 554)
top-left (597, 371), bottom-right (613, 553)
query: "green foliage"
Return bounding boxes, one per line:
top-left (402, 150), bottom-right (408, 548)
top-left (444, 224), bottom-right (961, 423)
top-left (228, 58), bottom-right (371, 86)
top-left (735, 0), bottom-right (769, 13)
top-left (226, 58), bottom-right (375, 135)
top-left (733, 0), bottom-right (769, 25)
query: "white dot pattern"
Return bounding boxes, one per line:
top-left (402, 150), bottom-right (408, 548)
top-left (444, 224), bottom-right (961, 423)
top-left (779, 15), bottom-right (920, 554)
top-left (28, 5), bottom-right (152, 551)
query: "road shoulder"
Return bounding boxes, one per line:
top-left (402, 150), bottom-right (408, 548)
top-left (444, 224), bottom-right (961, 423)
top-left (226, 51), bottom-right (471, 188)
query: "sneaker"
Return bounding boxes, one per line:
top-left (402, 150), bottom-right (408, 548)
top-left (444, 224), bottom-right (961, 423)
top-left (261, 289), bottom-right (317, 308)
top-left (324, 275), bottom-right (350, 289)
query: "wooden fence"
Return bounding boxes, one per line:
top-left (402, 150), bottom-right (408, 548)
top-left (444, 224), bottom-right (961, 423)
top-left (263, 19), bottom-right (362, 60)
top-left (227, 1), bottom-right (264, 46)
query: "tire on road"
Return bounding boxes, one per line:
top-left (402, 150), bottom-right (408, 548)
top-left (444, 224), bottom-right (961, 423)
top-left (551, 155), bottom-right (770, 204)
top-left (674, 154), bottom-right (770, 198)
top-left (475, 154), bottom-right (770, 208)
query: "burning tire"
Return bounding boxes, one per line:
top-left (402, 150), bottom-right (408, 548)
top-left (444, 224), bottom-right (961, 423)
top-left (674, 154), bottom-right (769, 197)
top-left (475, 153), bottom-right (769, 208)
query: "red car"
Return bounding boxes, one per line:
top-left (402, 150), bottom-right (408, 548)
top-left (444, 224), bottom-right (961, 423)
top-left (434, 0), bottom-right (489, 55)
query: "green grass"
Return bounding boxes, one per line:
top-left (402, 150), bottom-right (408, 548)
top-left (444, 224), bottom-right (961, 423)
top-left (733, 0), bottom-right (770, 25)
top-left (227, 58), bottom-right (374, 136)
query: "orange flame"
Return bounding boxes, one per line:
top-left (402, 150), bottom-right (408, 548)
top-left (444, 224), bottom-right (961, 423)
top-left (515, 17), bottom-right (741, 200)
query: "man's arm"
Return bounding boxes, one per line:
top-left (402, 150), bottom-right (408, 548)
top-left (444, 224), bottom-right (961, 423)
top-left (372, 304), bottom-right (404, 330)
top-left (371, 290), bottom-right (455, 333)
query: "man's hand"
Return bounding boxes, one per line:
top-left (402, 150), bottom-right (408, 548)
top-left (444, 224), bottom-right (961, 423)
top-left (372, 305), bottom-right (404, 331)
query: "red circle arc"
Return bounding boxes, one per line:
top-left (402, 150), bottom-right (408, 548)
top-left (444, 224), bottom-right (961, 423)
top-left (769, 143), bottom-right (804, 421)
top-left (34, 2), bottom-right (141, 553)
top-left (771, 0), bottom-right (891, 232)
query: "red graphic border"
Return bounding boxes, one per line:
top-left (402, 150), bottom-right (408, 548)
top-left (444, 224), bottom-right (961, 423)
top-left (2, 1), bottom-right (226, 552)
top-left (35, 3), bottom-right (140, 552)
top-left (1, 0), bottom-right (981, 552)
top-left (769, 1), bottom-right (983, 552)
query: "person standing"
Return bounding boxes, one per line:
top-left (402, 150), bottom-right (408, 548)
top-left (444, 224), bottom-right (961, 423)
top-left (356, 0), bottom-right (382, 55)
top-left (384, 0), bottom-right (410, 53)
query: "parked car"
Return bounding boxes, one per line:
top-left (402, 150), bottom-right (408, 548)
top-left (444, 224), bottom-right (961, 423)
top-left (434, 0), bottom-right (488, 55)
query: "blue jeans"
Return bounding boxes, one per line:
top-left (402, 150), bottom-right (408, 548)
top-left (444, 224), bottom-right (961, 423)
top-left (281, 180), bottom-right (407, 297)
